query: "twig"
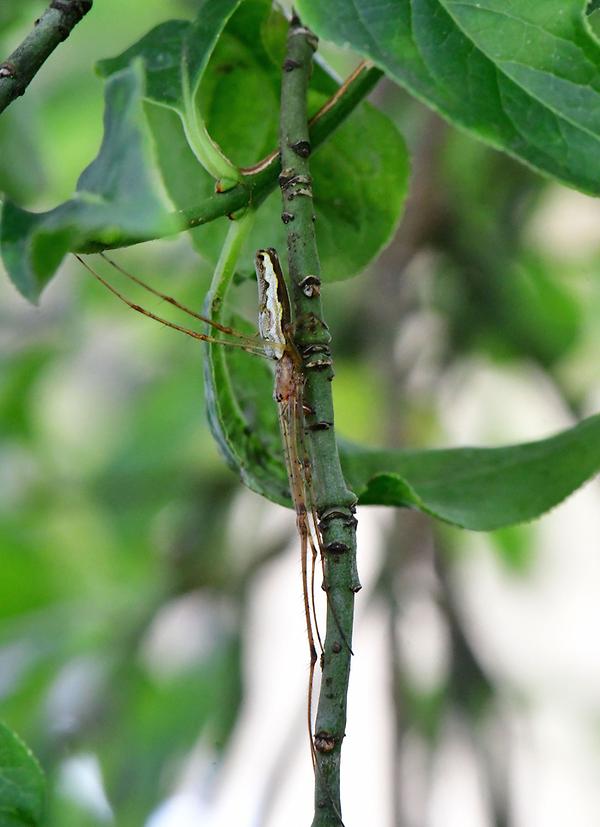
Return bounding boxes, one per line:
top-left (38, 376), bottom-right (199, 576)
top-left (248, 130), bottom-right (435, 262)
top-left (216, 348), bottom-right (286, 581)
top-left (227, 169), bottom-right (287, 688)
top-left (279, 14), bottom-right (359, 826)
top-left (77, 62), bottom-right (383, 254)
top-left (0, 1), bottom-right (93, 115)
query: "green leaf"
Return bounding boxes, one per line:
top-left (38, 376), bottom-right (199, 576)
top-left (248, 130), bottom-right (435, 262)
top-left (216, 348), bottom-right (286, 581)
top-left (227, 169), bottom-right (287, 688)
top-left (96, 0), bottom-right (243, 183)
top-left (297, 0), bottom-right (600, 195)
top-left (0, 63), bottom-right (173, 303)
top-left (341, 415), bottom-right (600, 530)
top-left (0, 723), bottom-right (45, 827)
top-left (0, 111), bottom-right (45, 203)
top-left (97, 20), bottom-right (190, 110)
top-left (208, 323), bottom-right (600, 530)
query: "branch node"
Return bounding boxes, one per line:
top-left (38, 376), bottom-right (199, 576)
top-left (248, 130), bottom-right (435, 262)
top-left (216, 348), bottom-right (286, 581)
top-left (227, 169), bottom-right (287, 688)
top-left (325, 541), bottom-right (350, 555)
top-left (289, 22), bottom-right (319, 52)
top-left (314, 731), bottom-right (336, 753)
top-left (291, 139), bottom-right (312, 158)
top-left (319, 507), bottom-right (358, 529)
top-left (307, 421), bottom-right (333, 432)
top-left (299, 274), bottom-right (321, 297)
top-left (278, 167), bottom-right (296, 187)
top-left (0, 62), bottom-right (17, 79)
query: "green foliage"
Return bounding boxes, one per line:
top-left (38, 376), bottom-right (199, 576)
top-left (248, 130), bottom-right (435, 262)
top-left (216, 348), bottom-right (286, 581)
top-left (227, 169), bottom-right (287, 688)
top-left (207, 316), bottom-right (600, 530)
top-left (297, 0), bottom-right (600, 195)
top-left (0, 111), bottom-right (45, 203)
top-left (0, 723), bottom-right (45, 827)
top-left (342, 415), bottom-right (600, 529)
top-left (1, 1), bottom-right (600, 820)
top-left (0, 63), bottom-right (173, 302)
top-left (98, 0), bottom-right (408, 279)
top-left (97, 0), bottom-right (243, 184)
top-left (1, 0), bottom-right (407, 302)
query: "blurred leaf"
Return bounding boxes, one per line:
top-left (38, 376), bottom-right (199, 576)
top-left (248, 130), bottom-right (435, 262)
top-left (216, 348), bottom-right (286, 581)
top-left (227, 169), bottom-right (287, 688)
top-left (341, 414), bottom-right (600, 530)
top-left (589, 10), bottom-right (600, 39)
top-left (297, 0), bottom-right (600, 195)
top-left (97, 631), bottom-right (242, 825)
top-left (0, 523), bottom-right (65, 620)
top-left (0, 349), bottom-right (51, 438)
top-left (0, 722), bottom-right (45, 827)
top-left (0, 111), bottom-right (45, 203)
top-left (401, 684), bottom-right (445, 742)
top-left (0, 63), bottom-right (174, 303)
top-left (491, 524), bottom-right (536, 573)
top-left (437, 254), bottom-right (582, 366)
top-left (436, 130), bottom-right (581, 366)
top-left (0, 1), bottom-right (40, 32)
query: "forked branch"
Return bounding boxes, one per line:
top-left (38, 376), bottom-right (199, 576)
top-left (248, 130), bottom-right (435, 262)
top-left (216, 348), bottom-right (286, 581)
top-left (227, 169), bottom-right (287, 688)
top-left (77, 60), bottom-right (382, 254)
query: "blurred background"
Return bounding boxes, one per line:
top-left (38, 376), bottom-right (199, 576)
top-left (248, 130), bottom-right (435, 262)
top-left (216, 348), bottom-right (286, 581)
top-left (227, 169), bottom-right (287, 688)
top-left (2, 2), bottom-right (600, 825)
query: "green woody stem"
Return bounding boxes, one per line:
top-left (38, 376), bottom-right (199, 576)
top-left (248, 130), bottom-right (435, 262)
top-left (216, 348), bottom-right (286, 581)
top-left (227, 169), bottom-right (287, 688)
top-left (0, 1), bottom-right (93, 115)
top-left (279, 14), bottom-right (360, 826)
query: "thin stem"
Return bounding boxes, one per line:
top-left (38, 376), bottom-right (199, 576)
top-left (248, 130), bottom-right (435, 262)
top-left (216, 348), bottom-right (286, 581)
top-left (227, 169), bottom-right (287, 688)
top-left (180, 70), bottom-right (240, 189)
top-left (0, 1), bottom-right (93, 115)
top-left (279, 15), bottom-right (359, 826)
top-left (76, 62), bottom-right (383, 254)
top-left (206, 209), bottom-right (255, 314)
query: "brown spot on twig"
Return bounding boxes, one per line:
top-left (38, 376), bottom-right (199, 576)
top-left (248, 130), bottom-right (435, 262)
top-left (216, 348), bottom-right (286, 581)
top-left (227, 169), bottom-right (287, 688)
top-left (300, 343), bottom-right (329, 355)
top-left (283, 58), bottom-right (301, 72)
top-left (305, 358), bottom-right (332, 371)
top-left (278, 167), bottom-right (295, 188)
top-left (307, 421), bottom-right (332, 432)
top-left (0, 62), bottom-right (17, 79)
top-left (325, 541), bottom-right (350, 555)
top-left (299, 274), bottom-right (321, 297)
top-left (314, 731), bottom-right (336, 753)
top-left (281, 211), bottom-right (294, 224)
top-left (291, 139), bottom-right (311, 158)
